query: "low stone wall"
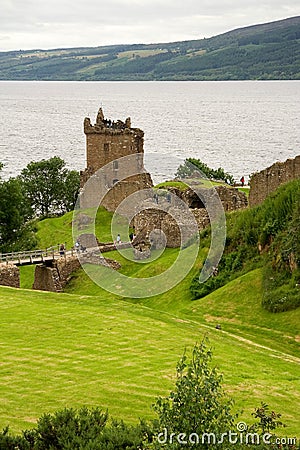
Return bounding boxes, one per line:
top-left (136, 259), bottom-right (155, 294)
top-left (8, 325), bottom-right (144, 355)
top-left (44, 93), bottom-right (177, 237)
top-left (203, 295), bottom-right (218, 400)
top-left (54, 256), bottom-right (82, 289)
top-left (32, 265), bottom-right (62, 292)
top-left (32, 255), bottom-right (85, 292)
top-left (165, 185), bottom-right (248, 212)
top-left (214, 185), bottom-right (248, 211)
top-left (0, 263), bottom-right (20, 288)
top-left (32, 253), bottom-right (121, 292)
top-left (249, 155), bottom-right (300, 207)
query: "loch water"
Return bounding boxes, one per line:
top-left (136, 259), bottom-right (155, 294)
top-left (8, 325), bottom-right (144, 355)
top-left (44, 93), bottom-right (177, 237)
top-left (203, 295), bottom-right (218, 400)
top-left (0, 80), bottom-right (299, 184)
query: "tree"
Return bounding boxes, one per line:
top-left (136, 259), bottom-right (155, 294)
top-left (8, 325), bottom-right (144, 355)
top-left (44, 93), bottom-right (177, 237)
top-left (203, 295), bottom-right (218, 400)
top-left (175, 158), bottom-right (234, 185)
top-left (152, 339), bottom-right (236, 449)
top-left (0, 173), bottom-right (36, 252)
top-left (63, 169), bottom-right (81, 212)
top-left (19, 156), bottom-right (80, 217)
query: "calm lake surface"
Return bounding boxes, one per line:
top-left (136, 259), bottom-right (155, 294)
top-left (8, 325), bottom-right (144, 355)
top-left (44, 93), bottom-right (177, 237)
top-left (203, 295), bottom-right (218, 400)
top-left (0, 80), bottom-right (299, 183)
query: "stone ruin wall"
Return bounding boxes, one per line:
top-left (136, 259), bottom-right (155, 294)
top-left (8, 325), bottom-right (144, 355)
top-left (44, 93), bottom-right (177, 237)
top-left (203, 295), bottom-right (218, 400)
top-left (32, 253), bottom-right (121, 293)
top-left (32, 256), bottom-right (81, 292)
top-left (0, 263), bottom-right (20, 288)
top-left (249, 155), bottom-right (300, 207)
top-left (79, 173), bottom-right (152, 212)
top-left (133, 186), bottom-right (248, 248)
top-left (80, 108), bottom-right (153, 212)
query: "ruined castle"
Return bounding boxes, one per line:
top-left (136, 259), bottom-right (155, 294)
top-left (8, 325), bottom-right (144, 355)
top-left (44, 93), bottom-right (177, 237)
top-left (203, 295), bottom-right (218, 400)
top-left (79, 107), bottom-right (248, 249)
top-left (80, 108), bottom-right (153, 211)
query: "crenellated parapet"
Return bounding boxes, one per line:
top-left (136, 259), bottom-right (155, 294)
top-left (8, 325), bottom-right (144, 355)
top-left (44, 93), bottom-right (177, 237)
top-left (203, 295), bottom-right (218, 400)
top-left (84, 108), bottom-right (143, 139)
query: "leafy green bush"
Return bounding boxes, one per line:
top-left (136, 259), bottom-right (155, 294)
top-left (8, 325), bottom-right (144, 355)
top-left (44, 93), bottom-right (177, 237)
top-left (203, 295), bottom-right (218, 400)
top-left (27, 407), bottom-right (108, 449)
top-left (261, 194), bottom-right (300, 312)
top-left (0, 408), bottom-right (153, 450)
top-left (175, 158), bottom-right (234, 185)
top-left (151, 339), bottom-right (236, 449)
top-left (191, 179), bottom-right (300, 311)
top-left (0, 426), bottom-right (30, 450)
top-left (262, 265), bottom-right (300, 312)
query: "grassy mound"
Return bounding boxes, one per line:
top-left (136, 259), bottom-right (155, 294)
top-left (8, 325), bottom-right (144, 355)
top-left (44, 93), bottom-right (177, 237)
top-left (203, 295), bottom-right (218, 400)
top-left (1, 284), bottom-right (299, 437)
top-left (36, 207), bottom-right (114, 250)
top-left (191, 179), bottom-right (300, 312)
top-left (11, 179), bottom-right (300, 438)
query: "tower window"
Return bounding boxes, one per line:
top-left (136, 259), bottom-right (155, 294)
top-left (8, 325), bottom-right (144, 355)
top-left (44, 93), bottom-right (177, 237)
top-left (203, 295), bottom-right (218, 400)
top-left (104, 143), bottom-right (109, 152)
top-left (113, 160), bottom-right (118, 170)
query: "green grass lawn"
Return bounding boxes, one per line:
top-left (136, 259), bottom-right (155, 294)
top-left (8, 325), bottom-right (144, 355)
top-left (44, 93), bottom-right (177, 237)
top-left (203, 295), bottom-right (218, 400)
top-left (36, 207), bottom-right (115, 250)
top-left (1, 285), bottom-right (299, 437)
top-left (7, 208), bottom-right (300, 438)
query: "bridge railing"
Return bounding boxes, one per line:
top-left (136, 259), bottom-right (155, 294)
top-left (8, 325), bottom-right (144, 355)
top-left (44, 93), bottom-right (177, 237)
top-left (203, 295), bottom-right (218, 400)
top-left (0, 246), bottom-right (72, 265)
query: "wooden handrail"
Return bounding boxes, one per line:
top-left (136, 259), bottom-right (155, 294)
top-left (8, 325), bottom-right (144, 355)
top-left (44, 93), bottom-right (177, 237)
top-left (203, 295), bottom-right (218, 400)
top-left (0, 246), bottom-right (70, 264)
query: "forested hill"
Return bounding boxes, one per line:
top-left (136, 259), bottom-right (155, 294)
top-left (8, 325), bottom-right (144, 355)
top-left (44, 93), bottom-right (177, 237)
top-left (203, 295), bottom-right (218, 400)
top-left (0, 16), bottom-right (299, 81)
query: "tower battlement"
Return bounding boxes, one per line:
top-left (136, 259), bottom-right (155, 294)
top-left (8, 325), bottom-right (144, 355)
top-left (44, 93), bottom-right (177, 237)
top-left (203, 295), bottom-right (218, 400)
top-left (83, 107), bottom-right (141, 137)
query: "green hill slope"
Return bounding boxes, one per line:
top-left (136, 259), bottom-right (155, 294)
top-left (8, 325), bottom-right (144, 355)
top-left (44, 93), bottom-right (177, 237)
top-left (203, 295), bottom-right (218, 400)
top-left (1, 283), bottom-right (299, 436)
top-left (0, 16), bottom-right (299, 80)
top-left (10, 177), bottom-right (300, 436)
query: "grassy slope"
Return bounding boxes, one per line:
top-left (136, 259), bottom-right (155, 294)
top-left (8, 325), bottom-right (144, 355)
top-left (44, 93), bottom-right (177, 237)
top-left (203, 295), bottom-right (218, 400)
top-left (16, 250), bottom-right (300, 437)
top-left (10, 205), bottom-right (300, 436)
top-left (1, 283), bottom-right (299, 437)
top-left (35, 211), bottom-right (74, 250)
top-left (35, 207), bottom-right (114, 250)
top-left (63, 250), bottom-right (300, 359)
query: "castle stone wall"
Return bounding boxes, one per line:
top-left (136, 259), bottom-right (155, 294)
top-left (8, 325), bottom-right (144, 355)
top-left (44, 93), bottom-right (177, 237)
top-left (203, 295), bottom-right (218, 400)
top-left (133, 185), bottom-right (247, 248)
top-left (32, 253), bottom-right (121, 292)
top-left (0, 263), bottom-right (20, 288)
top-left (32, 265), bottom-right (62, 292)
top-left (32, 256), bottom-right (81, 292)
top-left (80, 108), bottom-right (152, 212)
top-left (249, 155), bottom-right (300, 207)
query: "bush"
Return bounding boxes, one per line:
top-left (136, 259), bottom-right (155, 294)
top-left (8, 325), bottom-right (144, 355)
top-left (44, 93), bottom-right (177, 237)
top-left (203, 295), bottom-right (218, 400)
top-left (151, 339), bottom-right (236, 449)
top-left (262, 267), bottom-right (300, 312)
top-left (28, 406), bottom-right (108, 449)
top-left (191, 179), bottom-right (300, 310)
top-left (175, 158), bottom-right (234, 184)
top-left (0, 426), bottom-right (30, 450)
top-left (0, 408), bottom-right (153, 450)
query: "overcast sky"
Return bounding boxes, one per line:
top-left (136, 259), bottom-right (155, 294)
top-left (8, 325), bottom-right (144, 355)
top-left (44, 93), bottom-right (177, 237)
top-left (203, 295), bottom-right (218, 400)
top-left (1, 0), bottom-right (299, 52)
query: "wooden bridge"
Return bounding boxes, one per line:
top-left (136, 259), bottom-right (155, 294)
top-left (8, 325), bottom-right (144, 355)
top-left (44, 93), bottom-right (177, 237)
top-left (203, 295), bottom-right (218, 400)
top-left (0, 242), bottom-right (132, 267)
top-left (0, 246), bottom-right (74, 267)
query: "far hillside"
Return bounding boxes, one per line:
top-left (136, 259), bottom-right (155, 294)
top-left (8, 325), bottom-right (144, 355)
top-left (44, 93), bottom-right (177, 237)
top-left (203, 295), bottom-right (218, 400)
top-left (0, 16), bottom-right (299, 80)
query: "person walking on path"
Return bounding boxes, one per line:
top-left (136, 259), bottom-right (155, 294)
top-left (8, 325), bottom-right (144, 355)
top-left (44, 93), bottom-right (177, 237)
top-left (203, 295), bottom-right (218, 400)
top-left (59, 243), bottom-right (65, 256)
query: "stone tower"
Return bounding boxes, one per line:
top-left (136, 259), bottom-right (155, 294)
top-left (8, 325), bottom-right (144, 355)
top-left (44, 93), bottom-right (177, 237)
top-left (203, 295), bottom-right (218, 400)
top-left (80, 108), bottom-right (153, 211)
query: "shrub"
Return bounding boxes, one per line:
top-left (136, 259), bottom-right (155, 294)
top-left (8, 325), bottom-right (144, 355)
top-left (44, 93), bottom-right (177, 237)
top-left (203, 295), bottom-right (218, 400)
top-left (28, 406), bottom-right (108, 449)
top-left (175, 158), bottom-right (234, 185)
top-left (191, 179), bottom-right (300, 310)
top-left (151, 339), bottom-right (236, 449)
top-left (0, 426), bottom-right (30, 450)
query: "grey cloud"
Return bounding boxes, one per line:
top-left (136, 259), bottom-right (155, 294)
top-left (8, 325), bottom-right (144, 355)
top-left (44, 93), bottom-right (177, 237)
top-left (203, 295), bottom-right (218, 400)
top-left (0, 0), bottom-right (299, 50)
